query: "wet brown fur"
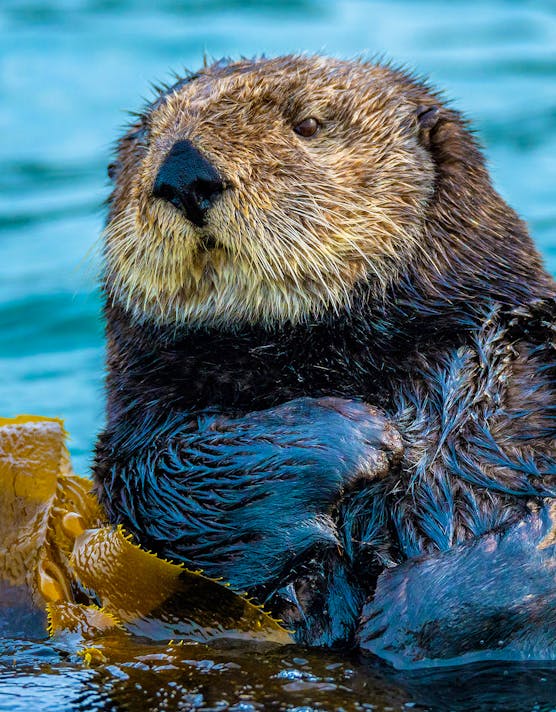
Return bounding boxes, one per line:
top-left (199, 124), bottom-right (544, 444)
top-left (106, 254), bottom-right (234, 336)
top-left (96, 55), bottom-right (556, 646)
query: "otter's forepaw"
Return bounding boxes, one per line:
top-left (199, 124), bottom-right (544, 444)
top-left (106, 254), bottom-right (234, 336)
top-left (308, 397), bottom-right (404, 485)
top-left (234, 395), bottom-right (403, 495)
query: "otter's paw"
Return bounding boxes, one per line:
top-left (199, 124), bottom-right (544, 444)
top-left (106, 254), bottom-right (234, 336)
top-left (311, 397), bottom-right (404, 483)
top-left (357, 505), bottom-right (556, 669)
top-left (243, 396), bottom-right (404, 489)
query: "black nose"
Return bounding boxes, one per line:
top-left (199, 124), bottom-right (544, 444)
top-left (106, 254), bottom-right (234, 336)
top-left (152, 140), bottom-right (225, 227)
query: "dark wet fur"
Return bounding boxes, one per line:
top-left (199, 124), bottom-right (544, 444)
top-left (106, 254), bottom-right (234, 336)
top-left (95, 293), bottom-right (556, 651)
top-left (94, 61), bottom-right (556, 657)
top-left (359, 503), bottom-right (556, 668)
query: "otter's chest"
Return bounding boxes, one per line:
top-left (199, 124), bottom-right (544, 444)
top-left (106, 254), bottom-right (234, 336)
top-left (122, 327), bottom-right (387, 414)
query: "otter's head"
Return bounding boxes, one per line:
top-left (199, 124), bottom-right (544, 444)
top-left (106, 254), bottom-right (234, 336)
top-left (104, 55), bottom-right (546, 330)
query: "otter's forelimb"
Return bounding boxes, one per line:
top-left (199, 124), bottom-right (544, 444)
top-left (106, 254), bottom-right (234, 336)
top-left (386, 306), bottom-right (556, 559)
top-left (94, 396), bottom-right (403, 593)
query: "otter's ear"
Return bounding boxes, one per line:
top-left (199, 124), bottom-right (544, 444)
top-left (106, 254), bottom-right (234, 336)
top-left (107, 161), bottom-right (120, 182)
top-left (415, 105), bottom-right (441, 148)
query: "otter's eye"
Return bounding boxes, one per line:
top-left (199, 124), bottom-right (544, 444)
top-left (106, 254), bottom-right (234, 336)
top-left (294, 117), bottom-right (320, 138)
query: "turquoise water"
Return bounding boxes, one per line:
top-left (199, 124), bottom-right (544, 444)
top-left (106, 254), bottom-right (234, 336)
top-left (1, 1), bottom-right (556, 710)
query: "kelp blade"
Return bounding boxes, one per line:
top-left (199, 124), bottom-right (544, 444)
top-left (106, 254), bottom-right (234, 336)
top-left (0, 416), bottom-right (290, 646)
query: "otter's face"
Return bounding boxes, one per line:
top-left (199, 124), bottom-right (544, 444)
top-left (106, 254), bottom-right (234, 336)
top-left (104, 56), bottom-right (438, 328)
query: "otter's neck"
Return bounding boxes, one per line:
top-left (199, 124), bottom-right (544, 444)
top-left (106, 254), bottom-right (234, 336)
top-left (103, 298), bottom-right (393, 425)
top-left (101, 279), bottom-right (510, 427)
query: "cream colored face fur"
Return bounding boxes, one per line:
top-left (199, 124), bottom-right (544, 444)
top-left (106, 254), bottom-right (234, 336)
top-left (104, 55), bottom-right (436, 328)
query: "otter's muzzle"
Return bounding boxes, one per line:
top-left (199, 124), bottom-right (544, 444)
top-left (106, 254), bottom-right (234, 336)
top-left (152, 140), bottom-right (225, 227)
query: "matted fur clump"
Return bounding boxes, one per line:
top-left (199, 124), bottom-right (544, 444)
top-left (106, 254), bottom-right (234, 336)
top-left (95, 55), bottom-right (556, 661)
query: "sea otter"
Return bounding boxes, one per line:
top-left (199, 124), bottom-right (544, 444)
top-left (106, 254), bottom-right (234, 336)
top-left (94, 55), bottom-right (556, 661)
